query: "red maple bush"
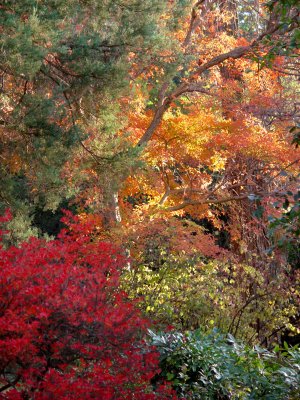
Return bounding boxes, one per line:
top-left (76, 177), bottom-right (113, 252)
top-left (0, 211), bottom-right (176, 399)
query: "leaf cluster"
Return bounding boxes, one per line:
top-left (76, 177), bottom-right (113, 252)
top-left (0, 212), bottom-right (175, 399)
top-left (150, 329), bottom-right (300, 399)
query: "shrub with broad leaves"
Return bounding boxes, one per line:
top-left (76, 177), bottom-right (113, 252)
top-left (150, 329), bottom-right (300, 399)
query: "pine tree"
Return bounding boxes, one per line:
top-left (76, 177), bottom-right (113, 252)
top-left (1, 0), bottom-right (189, 240)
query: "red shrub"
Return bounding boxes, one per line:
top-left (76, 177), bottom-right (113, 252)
top-left (0, 212), bottom-right (176, 399)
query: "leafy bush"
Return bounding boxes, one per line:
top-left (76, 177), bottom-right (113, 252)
top-left (0, 211), bottom-right (175, 399)
top-left (150, 329), bottom-right (300, 399)
top-left (124, 257), bottom-right (298, 345)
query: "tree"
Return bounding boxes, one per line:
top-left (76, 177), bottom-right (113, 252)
top-left (0, 0), bottom-right (186, 239)
top-left (60, 0), bottom-right (299, 238)
top-left (0, 211), bottom-right (176, 399)
top-left (1, 1), bottom-right (298, 236)
top-left (1, 0), bottom-right (299, 350)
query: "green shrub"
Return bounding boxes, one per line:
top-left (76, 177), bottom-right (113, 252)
top-left (150, 329), bottom-right (300, 399)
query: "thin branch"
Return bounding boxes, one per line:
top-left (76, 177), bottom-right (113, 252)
top-left (0, 375), bottom-right (20, 393)
top-left (162, 194), bottom-right (250, 212)
top-left (17, 80), bottom-right (28, 104)
top-left (266, 158), bottom-right (300, 184)
top-left (136, 82), bottom-right (170, 147)
top-left (183, 0), bottom-right (206, 47)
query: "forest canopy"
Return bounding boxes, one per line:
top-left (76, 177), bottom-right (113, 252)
top-left (0, 0), bottom-right (300, 398)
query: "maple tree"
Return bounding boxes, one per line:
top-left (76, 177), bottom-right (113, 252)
top-left (1, 1), bottom-right (299, 239)
top-left (56, 0), bottom-right (298, 241)
top-left (107, 0), bottom-right (299, 347)
top-left (0, 211), bottom-right (176, 399)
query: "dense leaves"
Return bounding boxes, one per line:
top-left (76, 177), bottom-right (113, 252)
top-left (124, 258), bottom-right (298, 344)
top-left (150, 329), bottom-right (300, 399)
top-left (0, 0), bottom-right (180, 239)
top-left (0, 212), bottom-right (175, 399)
top-left (1, 0), bottom-right (300, 397)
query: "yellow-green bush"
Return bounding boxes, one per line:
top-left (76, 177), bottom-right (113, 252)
top-left (122, 256), bottom-right (298, 345)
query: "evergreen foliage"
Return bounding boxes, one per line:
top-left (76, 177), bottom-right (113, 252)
top-left (1, 0), bottom-right (187, 241)
top-left (150, 329), bottom-right (300, 399)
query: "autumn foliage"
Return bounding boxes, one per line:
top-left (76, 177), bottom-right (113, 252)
top-left (0, 1), bottom-right (300, 397)
top-left (0, 211), bottom-right (175, 399)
